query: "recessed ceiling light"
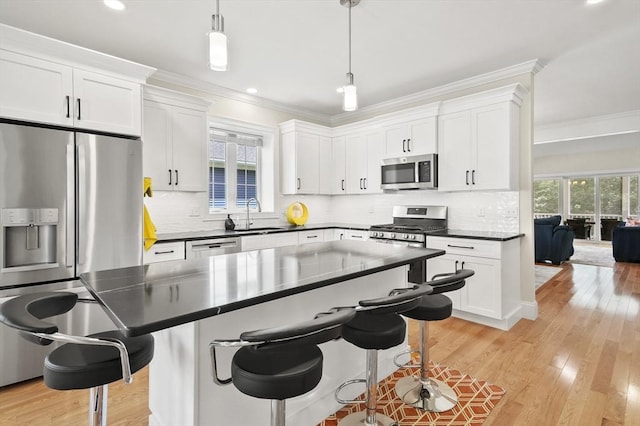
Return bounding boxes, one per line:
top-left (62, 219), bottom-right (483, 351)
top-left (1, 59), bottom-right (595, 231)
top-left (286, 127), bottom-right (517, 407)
top-left (246, 88), bottom-right (258, 94)
top-left (586, 0), bottom-right (606, 5)
top-left (104, 0), bottom-right (125, 11)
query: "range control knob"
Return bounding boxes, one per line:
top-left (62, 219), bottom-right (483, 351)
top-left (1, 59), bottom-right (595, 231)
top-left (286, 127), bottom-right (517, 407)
top-left (411, 235), bottom-right (417, 240)
top-left (390, 233), bottom-right (396, 239)
top-left (403, 234), bottom-right (409, 240)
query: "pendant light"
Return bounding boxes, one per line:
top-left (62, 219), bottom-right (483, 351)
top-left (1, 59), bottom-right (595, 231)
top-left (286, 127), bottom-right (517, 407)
top-left (341, 0), bottom-right (359, 111)
top-left (209, 0), bottom-right (228, 71)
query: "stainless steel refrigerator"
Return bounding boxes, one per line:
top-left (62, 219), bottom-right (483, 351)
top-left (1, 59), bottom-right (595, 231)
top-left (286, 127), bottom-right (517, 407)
top-left (0, 120), bottom-right (142, 386)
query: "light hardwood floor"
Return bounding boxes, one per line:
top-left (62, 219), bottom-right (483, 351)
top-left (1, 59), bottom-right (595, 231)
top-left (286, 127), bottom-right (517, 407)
top-left (1, 261), bottom-right (638, 425)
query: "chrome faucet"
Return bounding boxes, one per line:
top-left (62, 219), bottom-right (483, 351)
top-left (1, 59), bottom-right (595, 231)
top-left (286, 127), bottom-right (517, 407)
top-left (246, 198), bottom-right (261, 230)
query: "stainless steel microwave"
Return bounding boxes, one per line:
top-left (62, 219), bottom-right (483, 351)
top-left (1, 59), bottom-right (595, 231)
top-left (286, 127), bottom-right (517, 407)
top-left (380, 154), bottom-right (438, 190)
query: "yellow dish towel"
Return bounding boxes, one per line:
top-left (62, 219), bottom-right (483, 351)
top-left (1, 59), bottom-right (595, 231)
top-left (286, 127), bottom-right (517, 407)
top-left (143, 177), bottom-right (157, 251)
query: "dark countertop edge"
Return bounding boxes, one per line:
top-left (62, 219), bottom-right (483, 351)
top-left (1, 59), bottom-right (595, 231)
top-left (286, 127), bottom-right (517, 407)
top-left (428, 231), bottom-right (525, 241)
top-left (96, 247), bottom-right (445, 337)
top-left (156, 223), bottom-right (369, 242)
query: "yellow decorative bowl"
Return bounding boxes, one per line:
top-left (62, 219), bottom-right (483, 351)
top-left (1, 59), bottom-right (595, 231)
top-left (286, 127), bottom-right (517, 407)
top-left (286, 202), bottom-right (309, 225)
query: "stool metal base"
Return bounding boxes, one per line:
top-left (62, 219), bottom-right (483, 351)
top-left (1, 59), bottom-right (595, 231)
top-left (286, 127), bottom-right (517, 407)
top-left (338, 411), bottom-right (398, 426)
top-left (394, 375), bottom-right (457, 412)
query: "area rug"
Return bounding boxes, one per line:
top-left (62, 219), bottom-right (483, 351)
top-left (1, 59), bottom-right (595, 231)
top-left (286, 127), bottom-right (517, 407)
top-left (569, 241), bottom-right (615, 268)
top-left (535, 264), bottom-right (562, 289)
top-left (318, 362), bottom-right (505, 426)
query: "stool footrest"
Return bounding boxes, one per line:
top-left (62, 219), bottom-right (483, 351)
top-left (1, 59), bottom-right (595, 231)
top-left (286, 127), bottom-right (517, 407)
top-left (334, 378), bottom-right (366, 404)
top-left (393, 348), bottom-right (420, 368)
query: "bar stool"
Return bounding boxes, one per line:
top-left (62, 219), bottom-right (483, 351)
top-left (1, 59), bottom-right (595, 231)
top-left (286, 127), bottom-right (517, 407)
top-left (335, 284), bottom-right (434, 426)
top-left (209, 307), bottom-right (357, 426)
top-left (0, 292), bottom-right (154, 426)
top-left (393, 269), bottom-right (475, 412)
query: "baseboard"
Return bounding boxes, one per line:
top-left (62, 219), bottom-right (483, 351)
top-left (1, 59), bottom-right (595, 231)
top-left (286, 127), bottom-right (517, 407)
top-left (520, 301), bottom-right (538, 320)
top-left (452, 307), bottom-right (523, 331)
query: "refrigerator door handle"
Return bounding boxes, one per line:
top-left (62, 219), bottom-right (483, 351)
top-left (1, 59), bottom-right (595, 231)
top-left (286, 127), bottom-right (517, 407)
top-left (66, 143), bottom-right (75, 268)
top-left (77, 143), bottom-right (86, 267)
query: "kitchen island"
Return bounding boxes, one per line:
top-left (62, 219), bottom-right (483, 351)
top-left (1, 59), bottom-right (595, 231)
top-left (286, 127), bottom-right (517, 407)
top-left (80, 240), bottom-right (444, 426)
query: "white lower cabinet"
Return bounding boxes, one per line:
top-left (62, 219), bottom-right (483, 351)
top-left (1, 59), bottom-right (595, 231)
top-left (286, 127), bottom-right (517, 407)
top-left (426, 236), bottom-right (521, 330)
top-left (143, 241), bottom-right (186, 264)
top-left (297, 230), bottom-right (325, 244)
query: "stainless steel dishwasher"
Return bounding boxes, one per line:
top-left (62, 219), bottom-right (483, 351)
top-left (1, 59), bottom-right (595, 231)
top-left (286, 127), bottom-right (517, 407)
top-left (186, 237), bottom-right (241, 259)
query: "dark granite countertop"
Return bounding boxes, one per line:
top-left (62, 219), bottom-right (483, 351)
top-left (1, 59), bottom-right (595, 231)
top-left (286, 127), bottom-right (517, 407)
top-left (156, 223), bottom-right (369, 242)
top-left (80, 240), bottom-right (444, 336)
top-left (427, 229), bottom-right (524, 241)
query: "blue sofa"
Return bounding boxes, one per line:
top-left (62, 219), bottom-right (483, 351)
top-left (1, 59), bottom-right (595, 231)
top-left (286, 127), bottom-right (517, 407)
top-left (612, 224), bottom-right (640, 263)
top-left (534, 215), bottom-right (575, 265)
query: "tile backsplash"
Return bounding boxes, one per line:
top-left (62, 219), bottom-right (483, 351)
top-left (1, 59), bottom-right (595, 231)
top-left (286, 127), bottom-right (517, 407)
top-left (146, 190), bottom-right (520, 234)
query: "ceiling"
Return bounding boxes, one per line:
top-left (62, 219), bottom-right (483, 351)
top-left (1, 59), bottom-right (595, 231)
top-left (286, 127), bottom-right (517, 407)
top-left (1, 0), bottom-right (639, 133)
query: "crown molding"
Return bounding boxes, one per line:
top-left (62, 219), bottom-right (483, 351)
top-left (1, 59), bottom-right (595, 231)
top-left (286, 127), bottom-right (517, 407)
top-left (152, 60), bottom-right (542, 128)
top-left (330, 59), bottom-right (543, 126)
top-left (0, 24), bottom-right (156, 82)
top-left (151, 69), bottom-right (332, 124)
top-left (534, 110), bottom-right (640, 143)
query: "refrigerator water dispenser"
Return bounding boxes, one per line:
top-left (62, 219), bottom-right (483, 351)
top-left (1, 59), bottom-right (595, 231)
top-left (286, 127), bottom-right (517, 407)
top-left (2, 208), bottom-right (58, 269)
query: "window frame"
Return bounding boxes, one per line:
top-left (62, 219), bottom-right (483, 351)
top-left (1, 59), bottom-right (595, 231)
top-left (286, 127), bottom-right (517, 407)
top-left (206, 118), bottom-right (276, 217)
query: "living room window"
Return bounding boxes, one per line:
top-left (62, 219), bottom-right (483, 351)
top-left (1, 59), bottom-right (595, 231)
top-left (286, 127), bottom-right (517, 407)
top-left (533, 178), bottom-right (561, 217)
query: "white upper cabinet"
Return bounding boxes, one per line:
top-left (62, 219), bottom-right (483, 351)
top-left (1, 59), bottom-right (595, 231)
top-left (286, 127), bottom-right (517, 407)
top-left (0, 26), bottom-right (154, 136)
top-left (384, 116), bottom-right (437, 157)
top-left (345, 130), bottom-right (383, 194)
top-left (280, 120), bottom-right (333, 195)
top-left (331, 136), bottom-right (347, 195)
top-left (437, 84), bottom-right (525, 192)
top-left (0, 50), bottom-right (74, 126)
top-left (143, 86), bottom-right (211, 192)
top-left (72, 69), bottom-right (142, 136)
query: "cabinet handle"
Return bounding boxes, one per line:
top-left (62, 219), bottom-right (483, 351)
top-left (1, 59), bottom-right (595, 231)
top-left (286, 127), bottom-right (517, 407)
top-left (363, 177), bottom-right (367, 190)
top-left (465, 170), bottom-right (470, 185)
top-left (448, 244), bottom-right (475, 250)
top-left (351, 235), bottom-right (363, 239)
top-left (77, 98), bottom-right (81, 120)
top-left (66, 96), bottom-right (70, 118)
top-left (407, 138), bottom-right (411, 152)
top-left (168, 169), bottom-right (172, 185)
top-left (341, 179), bottom-right (345, 191)
top-left (454, 260), bottom-right (459, 272)
top-left (154, 250), bottom-right (175, 255)
top-left (471, 170), bottom-right (476, 185)
top-left (359, 178), bottom-right (363, 190)
top-left (461, 261), bottom-right (465, 269)
top-left (297, 178), bottom-right (301, 190)
top-left (175, 169), bottom-right (179, 186)
top-left (306, 235), bottom-right (318, 239)
top-left (402, 139), bottom-right (406, 153)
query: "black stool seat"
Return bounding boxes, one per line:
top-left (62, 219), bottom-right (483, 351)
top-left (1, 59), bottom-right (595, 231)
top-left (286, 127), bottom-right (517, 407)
top-left (342, 312), bottom-right (406, 350)
top-left (45, 330), bottom-right (155, 390)
top-left (232, 343), bottom-right (323, 400)
top-left (401, 294), bottom-right (452, 322)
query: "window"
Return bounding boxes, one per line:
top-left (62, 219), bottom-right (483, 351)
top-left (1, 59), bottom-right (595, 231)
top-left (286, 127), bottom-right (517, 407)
top-left (568, 177), bottom-right (595, 218)
top-left (533, 178), bottom-right (561, 217)
top-left (208, 128), bottom-right (262, 212)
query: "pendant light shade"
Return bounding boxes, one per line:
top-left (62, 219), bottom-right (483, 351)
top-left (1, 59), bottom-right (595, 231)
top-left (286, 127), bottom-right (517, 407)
top-left (209, 30), bottom-right (228, 71)
top-left (343, 73), bottom-right (358, 111)
top-left (209, 0), bottom-right (228, 71)
top-left (341, 0), bottom-right (359, 112)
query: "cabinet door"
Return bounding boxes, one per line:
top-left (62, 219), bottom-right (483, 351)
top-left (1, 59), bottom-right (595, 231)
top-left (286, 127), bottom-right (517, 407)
top-left (0, 50), bottom-right (73, 126)
top-left (364, 131), bottom-right (382, 194)
top-left (296, 132), bottom-right (320, 194)
top-left (171, 106), bottom-right (208, 192)
top-left (73, 69), bottom-right (141, 136)
top-left (384, 124), bottom-right (409, 157)
top-left (331, 136), bottom-right (347, 194)
top-left (408, 117), bottom-right (437, 155)
top-left (472, 103), bottom-right (517, 191)
top-left (143, 100), bottom-right (172, 191)
top-left (437, 111), bottom-right (473, 191)
top-left (318, 136), bottom-right (333, 194)
top-left (345, 134), bottom-right (367, 194)
top-left (458, 256), bottom-right (501, 319)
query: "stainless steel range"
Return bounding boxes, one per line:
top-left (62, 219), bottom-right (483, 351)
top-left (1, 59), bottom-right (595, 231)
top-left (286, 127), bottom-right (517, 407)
top-left (369, 205), bottom-right (447, 283)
